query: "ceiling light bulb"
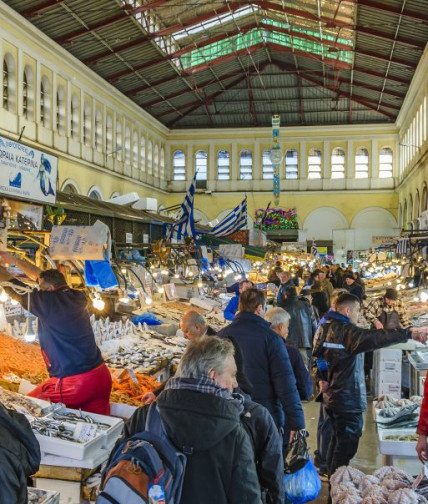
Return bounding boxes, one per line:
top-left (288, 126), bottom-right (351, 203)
top-left (0, 290), bottom-right (8, 303)
top-left (157, 286), bottom-right (164, 294)
top-left (145, 296), bottom-right (152, 305)
top-left (119, 296), bottom-right (130, 304)
top-left (174, 273), bottom-right (179, 279)
top-left (414, 296), bottom-right (420, 302)
top-left (198, 280), bottom-right (203, 288)
top-left (188, 271), bottom-right (194, 277)
top-left (420, 292), bottom-right (428, 303)
top-left (121, 268), bottom-right (127, 274)
top-left (387, 281), bottom-right (392, 286)
top-left (10, 299), bottom-right (19, 306)
top-left (161, 269), bottom-right (168, 275)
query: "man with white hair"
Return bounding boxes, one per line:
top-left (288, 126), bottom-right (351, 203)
top-left (265, 307), bottom-right (313, 401)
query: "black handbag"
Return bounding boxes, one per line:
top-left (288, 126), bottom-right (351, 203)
top-left (284, 429), bottom-right (310, 474)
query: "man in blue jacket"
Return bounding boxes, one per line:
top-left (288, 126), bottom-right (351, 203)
top-left (223, 279), bottom-right (253, 321)
top-left (217, 288), bottom-right (305, 436)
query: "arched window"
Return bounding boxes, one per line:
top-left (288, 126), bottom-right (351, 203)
top-left (62, 183), bottom-right (77, 195)
top-left (160, 147), bottom-right (165, 179)
top-left (285, 149), bottom-right (298, 179)
top-left (217, 150), bottom-right (230, 180)
top-left (56, 85), bottom-right (65, 135)
top-left (40, 76), bottom-right (50, 128)
top-left (147, 140), bottom-right (153, 175)
top-left (195, 150), bottom-right (207, 188)
top-left (154, 144), bottom-right (159, 177)
top-left (355, 147), bottom-right (369, 178)
top-left (379, 147), bottom-right (393, 178)
top-left (116, 120), bottom-right (122, 157)
top-left (262, 149), bottom-right (273, 179)
top-left (240, 150), bottom-right (252, 180)
top-left (331, 148), bottom-right (345, 179)
top-left (3, 55), bottom-right (16, 111)
top-left (408, 195), bottom-right (413, 224)
top-left (140, 136), bottom-right (146, 172)
top-left (173, 150), bottom-right (186, 180)
top-left (106, 115), bottom-right (113, 154)
top-left (132, 131), bottom-right (138, 166)
top-left (124, 126), bottom-right (131, 164)
top-left (83, 101), bottom-right (91, 146)
top-left (308, 148), bottom-right (322, 179)
top-left (422, 184), bottom-right (428, 213)
top-left (70, 93), bottom-right (79, 140)
top-left (88, 189), bottom-right (102, 200)
top-left (94, 108), bottom-right (102, 151)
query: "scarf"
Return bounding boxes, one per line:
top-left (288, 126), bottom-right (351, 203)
top-left (165, 375), bottom-right (245, 413)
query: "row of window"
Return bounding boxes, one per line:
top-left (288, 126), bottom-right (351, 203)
top-left (2, 55), bottom-right (165, 177)
top-left (400, 96), bottom-right (428, 174)
top-left (172, 147), bottom-right (393, 181)
top-left (399, 184), bottom-right (428, 228)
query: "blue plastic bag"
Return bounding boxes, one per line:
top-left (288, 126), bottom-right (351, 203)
top-left (283, 458), bottom-right (321, 504)
top-left (84, 260), bottom-right (118, 289)
top-left (132, 312), bottom-right (162, 326)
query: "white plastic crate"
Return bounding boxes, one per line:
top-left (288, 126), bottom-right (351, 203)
top-left (40, 447), bottom-right (110, 469)
top-left (48, 407), bottom-right (123, 450)
top-left (378, 429), bottom-right (418, 456)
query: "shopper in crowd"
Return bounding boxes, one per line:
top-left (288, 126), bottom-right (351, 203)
top-left (329, 264), bottom-right (345, 289)
top-left (312, 292), bottom-right (427, 476)
top-left (313, 288), bottom-right (346, 478)
top-left (223, 279), bottom-right (254, 321)
top-left (317, 268), bottom-right (334, 305)
top-left (310, 280), bottom-right (329, 317)
top-left (299, 285), bottom-right (320, 324)
top-left (277, 286), bottom-right (317, 368)
top-left (276, 270), bottom-right (295, 306)
top-left (353, 271), bottom-right (366, 297)
top-left (112, 337), bottom-right (265, 504)
top-left (0, 252), bottom-right (112, 415)
top-left (344, 273), bottom-right (364, 301)
top-left (268, 261), bottom-right (283, 286)
top-left (0, 402), bottom-right (41, 503)
top-left (217, 288), bottom-right (305, 434)
top-left (265, 307), bottom-right (313, 401)
top-left (180, 309), bottom-right (217, 339)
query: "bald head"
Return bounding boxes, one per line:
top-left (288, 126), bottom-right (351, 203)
top-left (180, 310), bottom-right (207, 341)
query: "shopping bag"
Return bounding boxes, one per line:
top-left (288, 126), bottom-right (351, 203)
top-left (284, 429), bottom-right (310, 474)
top-left (283, 457), bottom-right (321, 504)
top-left (84, 260), bottom-right (118, 289)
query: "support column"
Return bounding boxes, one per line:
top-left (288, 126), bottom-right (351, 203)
top-left (323, 141), bottom-right (330, 179)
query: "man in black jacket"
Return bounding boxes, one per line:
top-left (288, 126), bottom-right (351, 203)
top-left (312, 293), bottom-right (428, 476)
top-left (0, 402), bottom-right (41, 503)
top-left (278, 286), bottom-right (317, 368)
top-left (108, 336), bottom-right (280, 504)
top-left (217, 288), bottom-right (305, 434)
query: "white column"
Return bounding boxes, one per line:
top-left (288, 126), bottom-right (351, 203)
top-left (253, 141), bottom-right (261, 180)
top-left (52, 72), bottom-right (57, 131)
top-left (80, 87), bottom-right (84, 144)
top-left (300, 141), bottom-right (307, 179)
top-left (371, 139), bottom-right (379, 178)
top-left (35, 61), bottom-right (41, 123)
top-left (208, 142), bottom-right (215, 182)
top-left (231, 141), bottom-right (238, 180)
top-left (17, 48), bottom-right (23, 117)
top-left (187, 143), bottom-right (193, 180)
top-left (66, 80), bottom-right (71, 137)
top-left (346, 140), bottom-right (353, 178)
top-left (323, 140), bottom-right (330, 179)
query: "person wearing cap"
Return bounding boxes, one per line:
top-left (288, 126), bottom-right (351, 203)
top-left (363, 288), bottom-right (411, 331)
top-left (344, 273), bottom-right (364, 302)
top-left (0, 252), bottom-right (112, 414)
top-left (223, 279), bottom-right (254, 321)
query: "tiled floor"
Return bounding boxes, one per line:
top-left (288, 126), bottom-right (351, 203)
top-left (303, 400), bottom-right (381, 503)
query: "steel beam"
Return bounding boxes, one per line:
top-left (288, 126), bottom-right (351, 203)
top-left (357, 0), bottom-right (428, 23)
top-left (20, 0), bottom-right (68, 18)
top-left (353, 66), bottom-right (410, 85)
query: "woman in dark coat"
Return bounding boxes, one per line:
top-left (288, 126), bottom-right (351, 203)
top-left (310, 280), bottom-right (329, 317)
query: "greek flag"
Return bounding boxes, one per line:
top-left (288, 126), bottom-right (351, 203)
top-left (395, 238), bottom-right (409, 256)
top-left (166, 173), bottom-right (197, 241)
top-left (211, 197), bottom-right (247, 237)
top-left (312, 242), bottom-right (318, 257)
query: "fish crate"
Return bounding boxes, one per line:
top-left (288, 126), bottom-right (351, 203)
top-left (378, 429), bottom-right (418, 456)
top-left (27, 487), bottom-right (60, 504)
top-left (45, 406), bottom-right (124, 450)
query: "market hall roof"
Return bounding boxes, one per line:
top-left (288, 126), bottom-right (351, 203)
top-left (5, 0), bottom-right (428, 128)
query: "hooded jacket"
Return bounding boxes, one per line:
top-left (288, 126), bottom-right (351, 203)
top-left (312, 311), bottom-right (410, 412)
top-left (217, 312), bottom-right (305, 430)
top-left (0, 404), bottom-right (41, 504)
top-left (121, 388), bottom-right (262, 504)
top-left (278, 297), bottom-right (317, 349)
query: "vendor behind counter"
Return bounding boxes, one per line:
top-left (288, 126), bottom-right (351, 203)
top-left (0, 252), bottom-right (111, 415)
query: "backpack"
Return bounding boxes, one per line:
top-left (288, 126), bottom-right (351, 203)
top-left (97, 404), bottom-right (187, 504)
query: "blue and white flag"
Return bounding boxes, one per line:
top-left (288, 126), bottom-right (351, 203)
top-left (395, 238), bottom-right (409, 256)
top-left (166, 173), bottom-right (197, 241)
top-left (211, 197), bottom-right (247, 237)
top-left (312, 242), bottom-right (318, 257)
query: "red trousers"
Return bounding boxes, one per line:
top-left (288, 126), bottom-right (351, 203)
top-left (28, 363), bottom-right (112, 415)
